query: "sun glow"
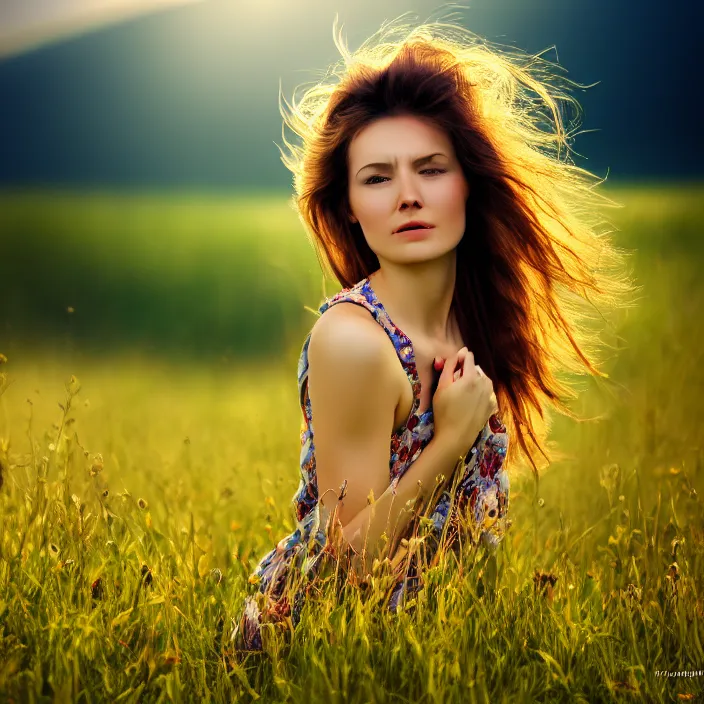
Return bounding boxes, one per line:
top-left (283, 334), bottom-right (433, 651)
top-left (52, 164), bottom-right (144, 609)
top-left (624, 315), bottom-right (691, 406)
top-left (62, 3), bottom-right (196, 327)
top-left (0, 0), bottom-right (204, 58)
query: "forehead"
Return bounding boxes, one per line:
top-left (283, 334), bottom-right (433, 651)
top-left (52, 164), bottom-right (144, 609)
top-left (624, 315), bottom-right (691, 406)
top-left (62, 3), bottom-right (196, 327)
top-left (347, 114), bottom-right (453, 165)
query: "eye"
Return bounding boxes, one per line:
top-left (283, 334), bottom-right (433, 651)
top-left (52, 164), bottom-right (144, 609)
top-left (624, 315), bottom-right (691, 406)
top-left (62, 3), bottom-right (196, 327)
top-left (364, 168), bottom-right (446, 185)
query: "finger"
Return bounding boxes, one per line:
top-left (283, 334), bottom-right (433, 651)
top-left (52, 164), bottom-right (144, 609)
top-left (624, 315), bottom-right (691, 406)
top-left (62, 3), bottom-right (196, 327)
top-left (461, 350), bottom-right (476, 377)
top-left (438, 351), bottom-right (460, 387)
top-left (440, 347), bottom-right (467, 387)
top-left (454, 347), bottom-right (471, 378)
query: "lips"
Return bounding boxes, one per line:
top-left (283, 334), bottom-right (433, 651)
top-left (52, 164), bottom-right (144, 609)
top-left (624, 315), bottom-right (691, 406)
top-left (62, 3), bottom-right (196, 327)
top-left (394, 221), bottom-right (435, 234)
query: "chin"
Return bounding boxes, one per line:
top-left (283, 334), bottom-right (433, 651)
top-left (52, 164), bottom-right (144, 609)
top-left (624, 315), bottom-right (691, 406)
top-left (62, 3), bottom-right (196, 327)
top-left (395, 243), bottom-right (457, 260)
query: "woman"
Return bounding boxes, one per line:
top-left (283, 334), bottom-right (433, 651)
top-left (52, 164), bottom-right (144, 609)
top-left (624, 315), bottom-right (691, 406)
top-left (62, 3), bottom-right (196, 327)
top-left (231, 17), bottom-right (632, 652)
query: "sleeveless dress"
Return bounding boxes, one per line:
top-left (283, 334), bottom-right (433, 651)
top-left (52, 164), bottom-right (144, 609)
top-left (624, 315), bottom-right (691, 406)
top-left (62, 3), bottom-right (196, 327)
top-left (231, 276), bottom-right (510, 651)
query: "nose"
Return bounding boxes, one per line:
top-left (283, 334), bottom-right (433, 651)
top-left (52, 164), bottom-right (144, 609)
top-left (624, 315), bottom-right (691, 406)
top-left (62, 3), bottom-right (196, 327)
top-left (397, 171), bottom-right (423, 211)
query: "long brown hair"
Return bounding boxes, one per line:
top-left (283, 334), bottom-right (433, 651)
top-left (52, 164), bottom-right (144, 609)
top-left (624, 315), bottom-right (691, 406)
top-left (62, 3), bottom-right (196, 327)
top-left (278, 17), bottom-right (636, 475)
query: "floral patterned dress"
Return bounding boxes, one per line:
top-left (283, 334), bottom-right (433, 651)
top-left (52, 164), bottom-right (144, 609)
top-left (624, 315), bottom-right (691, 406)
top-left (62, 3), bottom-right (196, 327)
top-left (231, 276), bottom-right (510, 651)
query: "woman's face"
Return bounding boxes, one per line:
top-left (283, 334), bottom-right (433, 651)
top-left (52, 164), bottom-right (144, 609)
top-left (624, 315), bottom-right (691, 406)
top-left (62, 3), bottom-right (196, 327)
top-left (347, 113), bottom-right (470, 267)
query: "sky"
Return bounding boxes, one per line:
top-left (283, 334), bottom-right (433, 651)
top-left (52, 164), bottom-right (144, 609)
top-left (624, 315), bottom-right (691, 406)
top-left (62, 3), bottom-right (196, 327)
top-left (0, 0), bottom-right (701, 188)
top-left (0, 0), bottom-right (203, 57)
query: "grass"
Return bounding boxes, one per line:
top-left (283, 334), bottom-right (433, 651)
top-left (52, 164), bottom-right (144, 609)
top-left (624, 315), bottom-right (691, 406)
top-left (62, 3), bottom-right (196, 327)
top-left (0, 183), bottom-right (703, 702)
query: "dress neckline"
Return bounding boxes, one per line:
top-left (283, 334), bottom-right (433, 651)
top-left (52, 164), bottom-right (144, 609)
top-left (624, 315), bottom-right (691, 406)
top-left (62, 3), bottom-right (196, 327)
top-left (362, 276), bottom-right (434, 424)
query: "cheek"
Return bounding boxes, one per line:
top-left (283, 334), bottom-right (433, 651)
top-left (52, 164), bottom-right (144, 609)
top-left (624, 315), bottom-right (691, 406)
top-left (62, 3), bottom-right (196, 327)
top-left (436, 176), bottom-right (469, 217)
top-left (351, 190), bottom-right (389, 227)
top-left (366, 191), bottom-right (391, 215)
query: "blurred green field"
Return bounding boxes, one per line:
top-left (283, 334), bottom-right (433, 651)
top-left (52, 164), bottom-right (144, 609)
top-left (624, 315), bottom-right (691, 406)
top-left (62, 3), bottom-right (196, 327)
top-left (1, 183), bottom-right (703, 702)
top-left (0, 190), bottom-right (328, 361)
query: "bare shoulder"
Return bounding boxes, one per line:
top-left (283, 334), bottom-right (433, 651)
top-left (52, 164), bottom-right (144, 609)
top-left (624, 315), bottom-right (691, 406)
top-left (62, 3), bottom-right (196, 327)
top-left (308, 301), bottom-right (396, 371)
top-left (307, 300), bottom-right (401, 440)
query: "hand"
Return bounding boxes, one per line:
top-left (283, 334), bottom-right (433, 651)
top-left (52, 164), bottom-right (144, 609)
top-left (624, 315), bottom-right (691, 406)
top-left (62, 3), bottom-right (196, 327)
top-left (431, 347), bottom-right (498, 458)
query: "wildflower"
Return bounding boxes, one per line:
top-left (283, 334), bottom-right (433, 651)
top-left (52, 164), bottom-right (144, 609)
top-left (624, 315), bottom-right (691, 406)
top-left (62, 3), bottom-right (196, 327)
top-left (66, 375), bottom-right (81, 394)
top-left (533, 569), bottom-right (557, 600)
top-left (622, 583), bottom-right (642, 606)
top-left (91, 578), bottom-right (104, 600)
top-left (666, 562), bottom-right (680, 598)
top-left (90, 454), bottom-right (104, 476)
top-left (210, 568), bottom-right (223, 585)
top-left (611, 680), bottom-right (637, 693)
top-left (163, 651), bottom-right (181, 666)
top-left (137, 498), bottom-right (148, 510)
top-left (537, 498), bottom-right (545, 508)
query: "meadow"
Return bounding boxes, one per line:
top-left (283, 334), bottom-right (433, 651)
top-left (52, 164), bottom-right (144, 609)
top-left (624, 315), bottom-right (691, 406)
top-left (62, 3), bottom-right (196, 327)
top-left (0, 183), bottom-right (703, 702)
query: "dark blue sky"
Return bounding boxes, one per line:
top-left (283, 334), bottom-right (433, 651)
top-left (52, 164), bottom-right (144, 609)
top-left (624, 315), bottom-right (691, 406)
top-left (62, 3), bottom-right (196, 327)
top-left (0, 0), bottom-right (701, 188)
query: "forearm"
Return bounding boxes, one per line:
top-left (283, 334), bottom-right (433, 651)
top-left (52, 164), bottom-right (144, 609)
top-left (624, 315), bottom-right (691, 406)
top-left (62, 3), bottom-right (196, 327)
top-left (337, 436), bottom-right (464, 574)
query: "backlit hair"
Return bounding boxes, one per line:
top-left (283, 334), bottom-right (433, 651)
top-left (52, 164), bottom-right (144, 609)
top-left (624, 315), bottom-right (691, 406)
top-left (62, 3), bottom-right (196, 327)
top-left (277, 15), bottom-right (636, 474)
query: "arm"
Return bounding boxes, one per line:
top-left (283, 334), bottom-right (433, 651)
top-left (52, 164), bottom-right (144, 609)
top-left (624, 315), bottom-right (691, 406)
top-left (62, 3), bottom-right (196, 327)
top-left (339, 434), bottom-right (463, 573)
top-left (307, 303), bottom-right (464, 577)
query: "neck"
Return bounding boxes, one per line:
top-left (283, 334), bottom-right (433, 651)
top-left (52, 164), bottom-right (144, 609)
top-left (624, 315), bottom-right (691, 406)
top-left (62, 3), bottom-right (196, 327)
top-left (368, 253), bottom-right (458, 343)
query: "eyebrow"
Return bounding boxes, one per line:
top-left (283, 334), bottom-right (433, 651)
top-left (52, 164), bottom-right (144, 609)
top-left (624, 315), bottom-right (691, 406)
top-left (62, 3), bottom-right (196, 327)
top-left (356, 152), bottom-right (447, 177)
